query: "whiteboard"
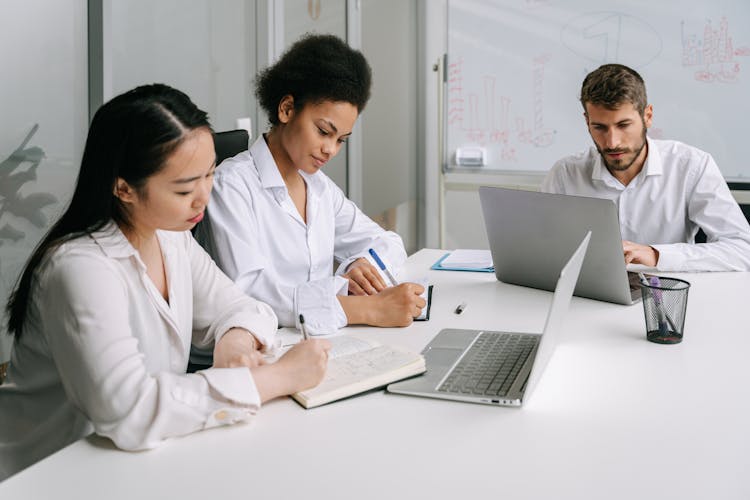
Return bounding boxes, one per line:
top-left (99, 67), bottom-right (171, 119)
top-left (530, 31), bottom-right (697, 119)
top-left (446, 0), bottom-right (750, 182)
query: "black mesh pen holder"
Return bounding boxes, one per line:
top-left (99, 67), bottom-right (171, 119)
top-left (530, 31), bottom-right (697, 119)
top-left (640, 277), bottom-right (690, 344)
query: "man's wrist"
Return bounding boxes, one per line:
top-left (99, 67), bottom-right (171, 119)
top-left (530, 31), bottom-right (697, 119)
top-left (651, 246), bottom-right (660, 266)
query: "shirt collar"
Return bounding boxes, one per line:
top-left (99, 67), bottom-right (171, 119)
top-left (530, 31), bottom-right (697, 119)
top-left (591, 136), bottom-right (662, 185)
top-left (250, 135), bottom-right (286, 190)
top-left (591, 150), bottom-right (608, 182)
top-left (90, 221), bottom-right (137, 259)
top-left (249, 134), bottom-right (326, 193)
top-left (641, 136), bottom-right (663, 177)
top-left (89, 221), bottom-right (177, 267)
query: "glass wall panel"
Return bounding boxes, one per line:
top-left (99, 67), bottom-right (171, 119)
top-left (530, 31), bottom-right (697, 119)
top-left (0, 0), bottom-right (88, 362)
top-left (108, 0), bottom-right (256, 134)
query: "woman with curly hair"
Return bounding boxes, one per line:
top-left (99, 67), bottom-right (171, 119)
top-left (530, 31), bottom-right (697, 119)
top-left (196, 34), bottom-right (425, 336)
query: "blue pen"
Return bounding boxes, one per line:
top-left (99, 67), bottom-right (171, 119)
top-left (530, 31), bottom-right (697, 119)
top-left (368, 248), bottom-right (399, 287)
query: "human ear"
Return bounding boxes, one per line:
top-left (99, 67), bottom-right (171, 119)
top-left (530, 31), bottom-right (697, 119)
top-left (643, 104), bottom-right (654, 129)
top-left (113, 178), bottom-right (136, 204)
top-left (277, 95), bottom-right (295, 124)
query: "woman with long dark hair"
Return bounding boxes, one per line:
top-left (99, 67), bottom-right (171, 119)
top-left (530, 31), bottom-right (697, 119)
top-left (0, 84), bottom-right (330, 480)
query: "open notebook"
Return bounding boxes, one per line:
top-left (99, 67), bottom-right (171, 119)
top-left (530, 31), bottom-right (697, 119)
top-left (292, 336), bottom-right (426, 409)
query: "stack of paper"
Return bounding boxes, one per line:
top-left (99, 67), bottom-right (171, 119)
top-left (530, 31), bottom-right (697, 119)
top-left (440, 249), bottom-right (493, 270)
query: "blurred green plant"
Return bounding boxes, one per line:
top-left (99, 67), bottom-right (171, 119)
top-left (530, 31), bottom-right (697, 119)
top-left (0, 124), bottom-right (57, 250)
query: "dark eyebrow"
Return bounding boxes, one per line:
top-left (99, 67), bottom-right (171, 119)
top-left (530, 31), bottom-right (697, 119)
top-left (319, 119), bottom-right (339, 134)
top-left (171, 157), bottom-right (217, 184)
top-left (319, 119), bottom-right (353, 138)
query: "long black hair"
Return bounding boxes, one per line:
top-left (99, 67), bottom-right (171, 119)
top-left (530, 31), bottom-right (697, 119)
top-left (6, 83), bottom-right (211, 338)
top-left (255, 33), bottom-right (372, 126)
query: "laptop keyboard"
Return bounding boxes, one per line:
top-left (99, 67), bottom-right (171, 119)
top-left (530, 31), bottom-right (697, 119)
top-left (438, 332), bottom-right (538, 397)
top-left (627, 272), bottom-right (642, 292)
top-left (627, 271), bottom-right (650, 301)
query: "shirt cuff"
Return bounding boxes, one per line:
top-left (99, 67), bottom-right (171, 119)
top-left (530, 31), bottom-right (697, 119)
top-left (189, 367), bottom-right (261, 428)
top-left (211, 302), bottom-right (278, 350)
top-left (199, 367), bottom-right (261, 407)
top-left (294, 277), bottom-right (348, 335)
top-left (652, 244), bottom-right (686, 271)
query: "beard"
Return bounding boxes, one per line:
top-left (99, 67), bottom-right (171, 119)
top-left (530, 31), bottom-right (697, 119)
top-left (596, 126), bottom-right (648, 172)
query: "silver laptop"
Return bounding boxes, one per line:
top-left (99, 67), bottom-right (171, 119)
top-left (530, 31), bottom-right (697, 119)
top-left (478, 186), bottom-right (642, 305)
top-left (387, 232), bottom-right (589, 407)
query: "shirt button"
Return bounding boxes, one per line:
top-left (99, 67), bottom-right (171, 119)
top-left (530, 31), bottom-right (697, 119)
top-left (215, 410), bottom-right (228, 421)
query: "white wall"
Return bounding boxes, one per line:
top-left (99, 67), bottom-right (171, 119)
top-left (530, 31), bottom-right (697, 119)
top-left (361, 0), bottom-right (419, 252)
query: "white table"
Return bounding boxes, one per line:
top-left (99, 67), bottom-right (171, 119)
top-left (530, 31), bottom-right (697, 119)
top-left (2, 249), bottom-right (749, 499)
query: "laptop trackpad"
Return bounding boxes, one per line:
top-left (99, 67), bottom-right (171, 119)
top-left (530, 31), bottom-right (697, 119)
top-left (424, 347), bottom-right (464, 369)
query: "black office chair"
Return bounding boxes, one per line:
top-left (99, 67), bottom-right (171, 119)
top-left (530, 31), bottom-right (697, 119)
top-left (190, 129), bottom-right (249, 236)
top-left (213, 129), bottom-right (250, 165)
top-left (186, 129), bottom-right (250, 373)
top-left (695, 202), bottom-right (750, 243)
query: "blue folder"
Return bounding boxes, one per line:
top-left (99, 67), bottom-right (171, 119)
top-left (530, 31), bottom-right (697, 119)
top-left (430, 253), bottom-right (494, 273)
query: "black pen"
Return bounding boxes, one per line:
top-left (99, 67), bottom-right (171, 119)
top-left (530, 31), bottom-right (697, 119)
top-left (299, 314), bottom-right (309, 340)
top-left (454, 302), bottom-right (467, 314)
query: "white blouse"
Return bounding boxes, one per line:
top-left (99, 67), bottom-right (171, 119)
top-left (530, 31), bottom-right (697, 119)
top-left (541, 138), bottom-right (750, 271)
top-left (195, 135), bottom-right (407, 335)
top-left (0, 223), bottom-right (278, 480)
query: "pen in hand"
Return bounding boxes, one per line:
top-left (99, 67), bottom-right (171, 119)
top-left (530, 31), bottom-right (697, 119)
top-left (299, 314), bottom-right (309, 340)
top-left (368, 248), bottom-right (399, 287)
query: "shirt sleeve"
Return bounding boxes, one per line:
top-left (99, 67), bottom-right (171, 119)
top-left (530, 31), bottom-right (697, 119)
top-left (36, 251), bottom-right (263, 452)
top-left (187, 233), bottom-right (278, 350)
top-left (540, 160), bottom-right (567, 194)
top-left (327, 179), bottom-right (408, 280)
top-left (653, 155), bottom-right (750, 272)
top-left (203, 174), bottom-right (348, 335)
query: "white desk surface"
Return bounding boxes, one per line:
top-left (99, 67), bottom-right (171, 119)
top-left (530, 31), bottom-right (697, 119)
top-left (2, 249), bottom-right (749, 499)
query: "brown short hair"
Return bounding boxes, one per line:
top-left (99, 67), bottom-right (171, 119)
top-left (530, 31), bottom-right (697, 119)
top-left (580, 64), bottom-right (648, 114)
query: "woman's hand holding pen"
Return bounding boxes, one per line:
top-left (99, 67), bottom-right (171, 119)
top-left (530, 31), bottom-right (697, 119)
top-left (251, 339), bottom-right (331, 402)
top-left (370, 283), bottom-right (426, 327)
top-left (338, 282), bottom-right (425, 327)
top-left (343, 257), bottom-right (386, 295)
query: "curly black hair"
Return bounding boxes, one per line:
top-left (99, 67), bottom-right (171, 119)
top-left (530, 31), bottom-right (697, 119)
top-left (255, 33), bottom-right (372, 126)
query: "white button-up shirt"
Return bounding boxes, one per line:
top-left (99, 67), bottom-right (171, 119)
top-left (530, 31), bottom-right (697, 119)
top-left (0, 223), bottom-right (278, 480)
top-left (541, 138), bottom-right (750, 271)
top-left (195, 136), bottom-right (407, 335)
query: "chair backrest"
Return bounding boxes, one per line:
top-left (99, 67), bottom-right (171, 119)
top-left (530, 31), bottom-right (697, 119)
top-left (695, 202), bottom-right (750, 243)
top-left (213, 129), bottom-right (250, 165)
top-left (189, 130), bottom-right (250, 238)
